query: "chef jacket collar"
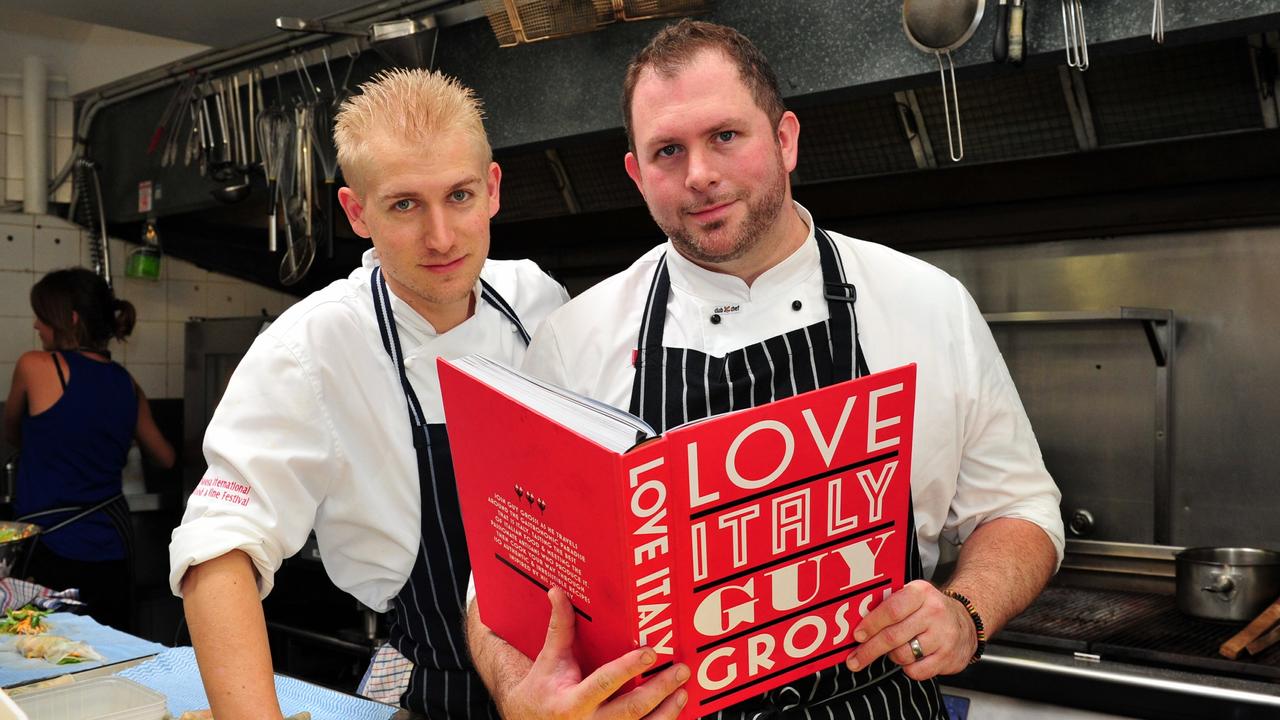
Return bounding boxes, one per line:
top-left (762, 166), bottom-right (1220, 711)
top-left (663, 202), bottom-right (820, 306)
top-left (359, 247), bottom-right (483, 339)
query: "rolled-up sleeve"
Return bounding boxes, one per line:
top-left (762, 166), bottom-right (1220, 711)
top-left (169, 331), bottom-right (341, 598)
top-left (946, 282), bottom-right (1066, 566)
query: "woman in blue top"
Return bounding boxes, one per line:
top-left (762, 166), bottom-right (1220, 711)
top-left (3, 268), bottom-right (175, 630)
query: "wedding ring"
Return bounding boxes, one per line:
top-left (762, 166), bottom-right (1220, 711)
top-left (909, 636), bottom-right (925, 661)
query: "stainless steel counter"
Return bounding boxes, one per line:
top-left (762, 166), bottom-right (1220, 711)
top-left (948, 643), bottom-right (1280, 720)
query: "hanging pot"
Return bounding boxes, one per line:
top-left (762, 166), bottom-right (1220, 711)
top-left (1175, 547), bottom-right (1280, 622)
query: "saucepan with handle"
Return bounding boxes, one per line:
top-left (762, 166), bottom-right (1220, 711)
top-left (1175, 547), bottom-right (1280, 622)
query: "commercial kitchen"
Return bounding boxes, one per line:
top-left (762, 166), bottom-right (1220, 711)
top-left (0, 0), bottom-right (1278, 718)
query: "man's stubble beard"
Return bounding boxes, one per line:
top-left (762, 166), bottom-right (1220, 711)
top-left (385, 261), bottom-right (478, 309)
top-left (659, 155), bottom-right (788, 267)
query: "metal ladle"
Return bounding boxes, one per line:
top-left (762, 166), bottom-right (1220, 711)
top-left (903, 0), bottom-right (984, 162)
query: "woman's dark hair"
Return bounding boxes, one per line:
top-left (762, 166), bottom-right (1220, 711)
top-left (30, 268), bottom-right (136, 350)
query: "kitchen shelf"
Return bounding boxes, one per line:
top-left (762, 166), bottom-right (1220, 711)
top-left (982, 307), bottom-right (1176, 544)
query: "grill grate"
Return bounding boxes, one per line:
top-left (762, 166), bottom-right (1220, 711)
top-left (1003, 586), bottom-right (1280, 682)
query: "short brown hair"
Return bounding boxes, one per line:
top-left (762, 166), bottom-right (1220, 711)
top-left (334, 68), bottom-right (491, 192)
top-left (621, 19), bottom-right (785, 150)
top-left (31, 268), bottom-right (135, 349)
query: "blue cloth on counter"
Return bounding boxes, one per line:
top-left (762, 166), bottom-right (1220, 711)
top-left (118, 647), bottom-right (397, 720)
top-left (0, 612), bottom-right (166, 687)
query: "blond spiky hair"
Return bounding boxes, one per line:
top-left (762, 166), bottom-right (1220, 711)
top-left (334, 68), bottom-right (491, 191)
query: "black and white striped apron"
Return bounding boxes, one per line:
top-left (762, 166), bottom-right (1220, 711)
top-left (628, 230), bottom-right (946, 720)
top-left (371, 266), bottom-right (530, 718)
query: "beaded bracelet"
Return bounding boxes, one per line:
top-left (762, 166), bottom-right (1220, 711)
top-left (944, 589), bottom-right (987, 664)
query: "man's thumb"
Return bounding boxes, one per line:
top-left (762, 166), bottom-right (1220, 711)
top-left (538, 587), bottom-right (576, 659)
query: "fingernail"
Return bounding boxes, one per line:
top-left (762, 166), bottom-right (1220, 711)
top-left (854, 630), bottom-right (867, 643)
top-left (676, 689), bottom-right (688, 708)
top-left (675, 664), bottom-right (691, 683)
top-left (640, 650), bottom-right (656, 666)
top-left (848, 658), bottom-right (861, 671)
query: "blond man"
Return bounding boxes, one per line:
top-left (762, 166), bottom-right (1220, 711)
top-left (171, 69), bottom-right (567, 720)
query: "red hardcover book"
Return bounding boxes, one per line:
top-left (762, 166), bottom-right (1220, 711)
top-left (439, 357), bottom-right (916, 718)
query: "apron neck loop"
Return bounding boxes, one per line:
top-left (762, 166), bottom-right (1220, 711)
top-left (815, 228), bottom-right (869, 382)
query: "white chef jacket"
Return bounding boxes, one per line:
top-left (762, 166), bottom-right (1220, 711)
top-left (169, 250), bottom-right (569, 611)
top-left (521, 204), bottom-right (1065, 576)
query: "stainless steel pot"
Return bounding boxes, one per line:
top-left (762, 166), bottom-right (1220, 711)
top-left (0, 521), bottom-right (41, 579)
top-left (1175, 547), bottom-right (1280, 622)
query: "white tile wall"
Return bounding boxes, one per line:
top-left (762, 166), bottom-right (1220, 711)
top-left (166, 363), bottom-right (185, 398)
top-left (0, 225), bottom-right (34, 270)
top-left (54, 101), bottom-right (73, 139)
top-left (0, 362), bottom-right (14, 400)
top-left (0, 318), bottom-right (33, 363)
top-left (242, 283), bottom-right (276, 317)
top-left (33, 225), bottom-right (80, 271)
top-left (123, 320), bottom-right (166, 364)
top-left (1, 96), bottom-right (76, 205)
top-left (129, 363), bottom-right (166, 399)
top-left (0, 213), bottom-right (295, 399)
top-left (0, 270), bottom-right (32, 315)
top-left (205, 281), bottom-right (245, 318)
top-left (166, 280), bottom-right (205, 323)
top-left (116, 275), bottom-right (167, 314)
top-left (167, 257), bottom-right (206, 281)
top-left (4, 98), bottom-right (20, 132)
top-left (166, 321), bottom-right (184, 364)
top-left (4, 137), bottom-right (21, 183)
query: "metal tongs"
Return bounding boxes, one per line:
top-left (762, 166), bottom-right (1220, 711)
top-left (1151, 0), bottom-right (1165, 44)
top-left (1061, 0), bottom-right (1089, 71)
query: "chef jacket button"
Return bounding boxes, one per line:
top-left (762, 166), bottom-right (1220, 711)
top-left (710, 314), bottom-right (722, 325)
top-left (792, 300), bottom-right (802, 311)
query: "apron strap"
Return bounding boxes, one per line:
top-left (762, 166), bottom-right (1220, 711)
top-left (372, 266), bottom-right (532, 434)
top-left (628, 254), bottom-right (671, 419)
top-left (372, 267), bottom-right (428, 431)
top-left (480, 278), bottom-right (532, 345)
top-left (816, 227), bottom-right (870, 381)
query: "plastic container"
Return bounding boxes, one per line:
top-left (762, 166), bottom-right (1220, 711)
top-left (0, 687), bottom-right (31, 720)
top-left (13, 677), bottom-right (166, 720)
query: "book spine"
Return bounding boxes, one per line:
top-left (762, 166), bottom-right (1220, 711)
top-left (620, 441), bottom-right (680, 680)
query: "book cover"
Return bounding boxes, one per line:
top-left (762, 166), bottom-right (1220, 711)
top-left (440, 359), bottom-right (916, 717)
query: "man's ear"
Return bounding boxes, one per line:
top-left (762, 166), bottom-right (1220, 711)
top-left (486, 161), bottom-right (502, 219)
top-left (777, 110), bottom-right (800, 173)
top-left (337, 187), bottom-right (372, 239)
top-left (624, 152), bottom-right (645, 199)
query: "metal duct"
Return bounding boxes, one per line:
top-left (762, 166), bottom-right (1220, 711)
top-left (22, 56), bottom-right (48, 215)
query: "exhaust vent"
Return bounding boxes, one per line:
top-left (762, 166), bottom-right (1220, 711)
top-left (1086, 38), bottom-right (1263, 146)
top-left (556, 134), bottom-right (640, 213)
top-left (494, 150), bottom-right (568, 222)
top-left (915, 65), bottom-right (1080, 165)
top-left (794, 95), bottom-right (921, 182)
